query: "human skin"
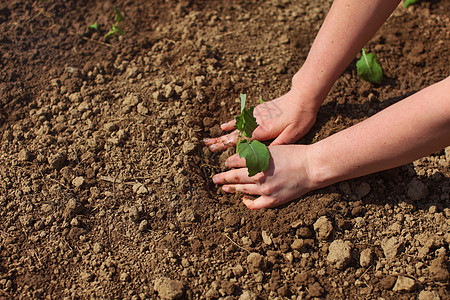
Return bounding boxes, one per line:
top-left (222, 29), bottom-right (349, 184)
top-left (204, 0), bottom-right (402, 150)
top-left (213, 77), bottom-right (450, 209)
top-left (206, 0), bottom-right (450, 209)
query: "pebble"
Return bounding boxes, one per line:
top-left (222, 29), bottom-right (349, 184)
top-left (355, 182), bottom-right (371, 198)
top-left (261, 230), bottom-right (272, 245)
top-left (137, 103), bottom-right (149, 115)
top-left (308, 282), bottom-right (324, 297)
top-left (418, 290), bottom-right (441, 300)
top-left (239, 291), bottom-right (257, 300)
top-left (392, 276), bottom-right (417, 292)
top-left (72, 176), bottom-right (85, 188)
top-left (381, 236), bottom-right (404, 260)
top-left (93, 242), bottom-right (103, 254)
top-left (313, 216), bottom-right (333, 240)
top-left (49, 152), bottom-right (67, 170)
top-left (120, 272), bottom-right (131, 282)
top-left (182, 141), bottom-right (196, 154)
top-left (327, 239), bottom-right (352, 270)
top-left (104, 122), bottom-right (119, 132)
top-left (139, 220), bottom-right (148, 232)
top-left (247, 252), bottom-right (264, 271)
top-left (132, 183), bottom-right (148, 194)
top-left (154, 277), bottom-right (184, 300)
top-left (123, 93), bottom-right (140, 106)
top-left (18, 149), bottom-right (33, 162)
top-left (360, 248), bottom-right (374, 268)
top-left (407, 179), bottom-right (429, 201)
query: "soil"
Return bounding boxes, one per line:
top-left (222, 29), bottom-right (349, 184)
top-left (0, 0), bottom-right (449, 299)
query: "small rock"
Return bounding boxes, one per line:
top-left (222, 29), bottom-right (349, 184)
top-left (165, 85), bottom-right (174, 98)
top-left (247, 252), bottom-right (264, 271)
top-left (232, 264), bottom-right (244, 277)
top-left (239, 291), bottom-right (257, 300)
top-left (128, 206), bottom-right (142, 222)
top-left (291, 239), bottom-right (307, 252)
top-left (104, 122), bottom-right (119, 132)
top-left (182, 141), bottom-right (196, 154)
top-left (81, 271), bottom-right (94, 282)
top-left (313, 216), bottom-right (333, 240)
top-left (123, 93), bottom-right (140, 106)
top-left (407, 178), bottom-right (429, 201)
top-left (154, 277), bottom-right (184, 300)
top-left (138, 220), bottom-right (148, 232)
top-left (261, 230), bottom-right (272, 245)
top-left (428, 257), bottom-right (449, 282)
top-left (49, 152), bottom-right (67, 170)
top-left (125, 66), bottom-right (139, 79)
top-left (279, 34), bottom-right (290, 44)
top-left (93, 242), bottom-right (103, 254)
top-left (327, 239), bottom-right (352, 270)
top-left (152, 91), bottom-right (164, 101)
top-left (137, 103), bottom-right (149, 115)
top-left (392, 276), bottom-right (417, 292)
top-left (70, 217), bottom-right (79, 227)
top-left (355, 182), bottom-right (371, 198)
top-left (379, 276), bottom-right (396, 290)
top-left (19, 215), bottom-right (33, 227)
top-left (120, 272), bottom-right (131, 282)
top-left (381, 237), bottom-right (404, 260)
top-left (297, 227), bottom-right (314, 238)
top-left (418, 290), bottom-right (441, 300)
top-left (133, 183), bottom-right (148, 194)
top-left (18, 149), bottom-right (33, 162)
top-left (308, 282), bottom-right (324, 297)
top-left (72, 176), bottom-right (85, 188)
top-left (339, 182), bottom-right (352, 194)
top-left (204, 287), bottom-right (219, 299)
top-left (360, 248), bottom-right (374, 268)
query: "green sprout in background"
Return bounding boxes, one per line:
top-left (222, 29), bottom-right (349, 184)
top-left (356, 49), bottom-right (383, 84)
top-left (105, 7), bottom-right (125, 38)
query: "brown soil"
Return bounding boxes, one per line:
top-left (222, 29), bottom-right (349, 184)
top-left (1, 0), bottom-right (449, 299)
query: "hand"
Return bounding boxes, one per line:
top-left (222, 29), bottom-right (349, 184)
top-left (212, 145), bottom-right (315, 209)
top-left (204, 88), bottom-right (319, 151)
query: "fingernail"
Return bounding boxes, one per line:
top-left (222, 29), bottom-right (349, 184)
top-left (222, 186), bottom-right (229, 192)
top-left (213, 176), bottom-right (219, 184)
top-left (203, 138), bottom-right (211, 144)
top-left (210, 144), bottom-right (217, 151)
top-left (224, 160), bottom-right (229, 168)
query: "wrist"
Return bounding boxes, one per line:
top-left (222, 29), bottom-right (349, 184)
top-left (290, 67), bottom-right (329, 112)
top-left (304, 141), bottom-right (340, 191)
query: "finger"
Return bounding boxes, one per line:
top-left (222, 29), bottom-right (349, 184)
top-left (204, 130), bottom-right (239, 152)
top-left (213, 168), bottom-right (256, 185)
top-left (242, 195), bottom-right (277, 210)
top-left (270, 125), bottom-right (297, 146)
top-left (225, 154), bottom-right (246, 168)
top-left (220, 119), bottom-right (236, 131)
top-left (222, 184), bottom-right (260, 195)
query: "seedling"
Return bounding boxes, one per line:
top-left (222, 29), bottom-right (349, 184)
top-left (404, 0), bottom-right (419, 8)
top-left (356, 49), bottom-right (383, 84)
top-left (105, 7), bottom-right (125, 38)
top-left (234, 94), bottom-right (270, 177)
top-left (88, 22), bottom-right (99, 31)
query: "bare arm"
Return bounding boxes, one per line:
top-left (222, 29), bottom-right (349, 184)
top-left (294, 0), bottom-right (402, 104)
top-left (308, 77), bottom-right (450, 188)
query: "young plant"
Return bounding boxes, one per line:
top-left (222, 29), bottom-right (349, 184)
top-left (356, 49), bottom-right (383, 84)
top-left (234, 94), bottom-right (270, 177)
top-left (105, 7), bottom-right (125, 38)
top-left (404, 0), bottom-right (419, 8)
top-left (87, 22), bottom-right (99, 31)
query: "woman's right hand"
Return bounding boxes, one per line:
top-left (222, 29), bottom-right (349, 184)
top-left (203, 87), bottom-right (320, 151)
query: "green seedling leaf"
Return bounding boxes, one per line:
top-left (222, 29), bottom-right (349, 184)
top-left (235, 93), bottom-right (258, 139)
top-left (237, 140), bottom-right (270, 177)
top-left (88, 22), bottom-right (99, 31)
top-left (114, 7), bottom-right (124, 24)
top-left (356, 49), bottom-right (383, 84)
top-left (259, 99), bottom-right (265, 104)
top-left (105, 24), bottom-right (125, 38)
top-left (233, 93), bottom-right (271, 177)
top-left (404, 0), bottom-right (418, 8)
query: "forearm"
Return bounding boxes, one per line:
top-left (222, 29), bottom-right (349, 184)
top-left (308, 77), bottom-right (450, 187)
top-left (293, 0), bottom-right (401, 107)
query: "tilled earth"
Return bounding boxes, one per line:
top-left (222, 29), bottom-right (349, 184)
top-left (0, 0), bottom-right (449, 299)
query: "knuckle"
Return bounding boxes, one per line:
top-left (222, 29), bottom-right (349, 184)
top-left (260, 184), bottom-right (273, 195)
